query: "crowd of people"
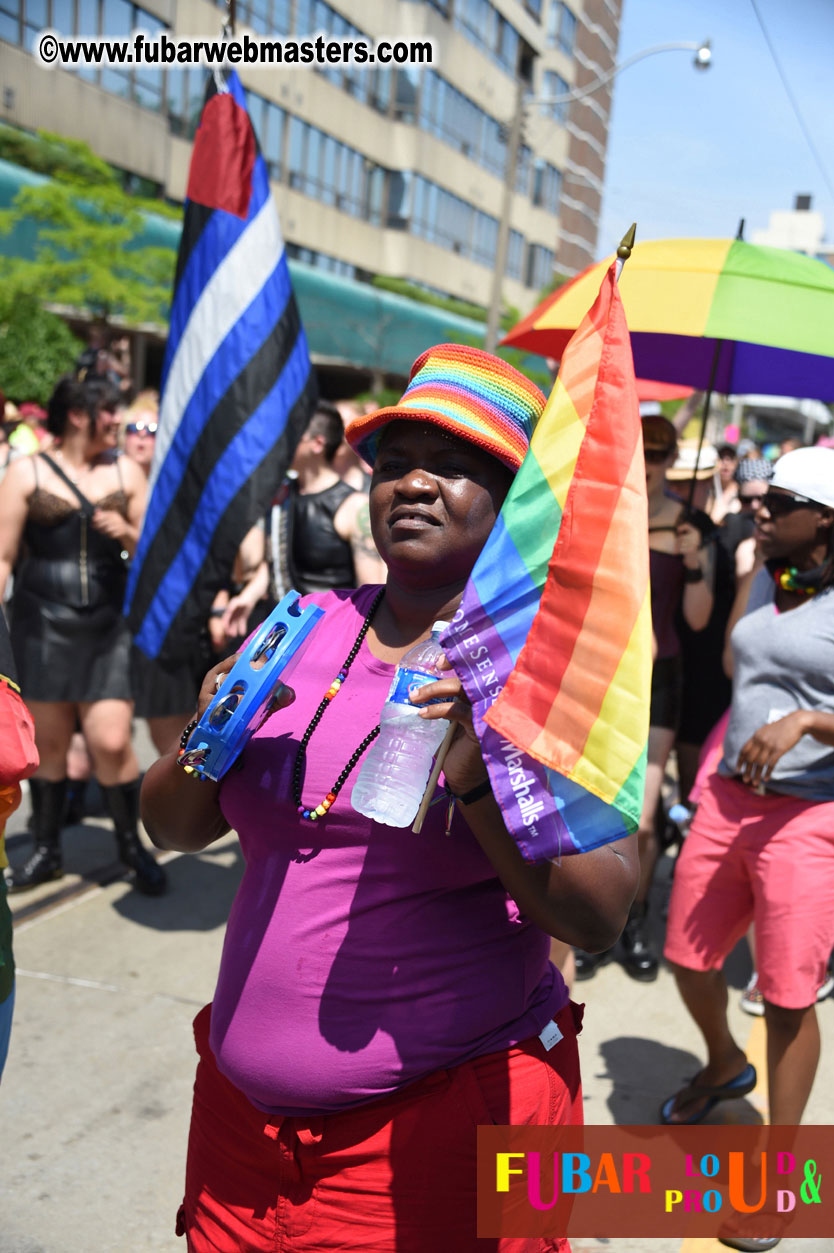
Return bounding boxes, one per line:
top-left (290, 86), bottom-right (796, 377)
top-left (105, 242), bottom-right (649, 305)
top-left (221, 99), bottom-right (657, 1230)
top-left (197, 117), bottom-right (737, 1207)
top-left (1, 331), bottom-right (833, 1253)
top-left (0, 341), bottom-right (385, 895)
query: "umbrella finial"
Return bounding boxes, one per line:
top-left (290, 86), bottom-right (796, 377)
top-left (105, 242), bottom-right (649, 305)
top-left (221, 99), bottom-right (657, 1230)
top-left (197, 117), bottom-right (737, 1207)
top-left (617, 223), bottom-right (637, 260)
top-left (736, 218), bottom-right (745, 240)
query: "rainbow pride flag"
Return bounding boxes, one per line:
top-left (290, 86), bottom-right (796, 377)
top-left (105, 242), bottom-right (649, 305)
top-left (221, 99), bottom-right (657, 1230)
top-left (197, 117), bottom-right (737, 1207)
top-left (441, 263), bottom-right (651, 860)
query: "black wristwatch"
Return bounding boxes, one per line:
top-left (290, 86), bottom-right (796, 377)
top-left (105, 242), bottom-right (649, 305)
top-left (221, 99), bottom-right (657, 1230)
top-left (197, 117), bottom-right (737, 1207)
top-left (682, 565), bottom-right (705, 583)
top-left (446, 778), bottom-right (492, 806)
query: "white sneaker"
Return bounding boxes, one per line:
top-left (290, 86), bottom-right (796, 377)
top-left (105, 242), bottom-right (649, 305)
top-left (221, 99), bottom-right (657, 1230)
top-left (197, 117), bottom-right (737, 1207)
top-left (741, 970), bottom-right (833, 1013)
top-left (740, 973), bottom-right (765, 1017)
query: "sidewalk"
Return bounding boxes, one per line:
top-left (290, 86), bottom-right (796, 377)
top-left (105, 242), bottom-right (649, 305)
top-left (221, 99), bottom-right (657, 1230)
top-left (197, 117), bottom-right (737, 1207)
top-left (3, 743), bottom-right (833, 1252)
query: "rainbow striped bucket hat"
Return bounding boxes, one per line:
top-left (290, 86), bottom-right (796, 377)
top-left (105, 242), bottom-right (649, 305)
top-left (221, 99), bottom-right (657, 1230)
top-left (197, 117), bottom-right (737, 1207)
top-left (344, 343), bottom-right (545, 473)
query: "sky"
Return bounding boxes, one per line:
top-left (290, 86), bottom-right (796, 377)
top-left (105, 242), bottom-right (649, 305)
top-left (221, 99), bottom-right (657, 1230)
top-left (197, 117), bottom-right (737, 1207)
top-left (596, 0), bottom-right (834, 259)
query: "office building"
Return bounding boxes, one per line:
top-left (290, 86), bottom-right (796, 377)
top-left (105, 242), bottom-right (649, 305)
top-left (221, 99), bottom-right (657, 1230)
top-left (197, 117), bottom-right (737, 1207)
top-left (0, 0), bottom-right (621, 318)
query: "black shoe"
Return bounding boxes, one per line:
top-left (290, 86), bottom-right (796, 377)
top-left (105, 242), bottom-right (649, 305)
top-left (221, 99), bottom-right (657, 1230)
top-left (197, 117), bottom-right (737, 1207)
top-left (5, 845), bottom-right (64, 892)
top-left (620, 902), bottom-right (659, 981)
top-left (120, 842), bottom-right (168, 896)
top-left (101, 781), bottom-right (168, 896)
top-left (573, 947), bottom-right (614, 981)
top-left (7, 779), bottom-right (67, 892)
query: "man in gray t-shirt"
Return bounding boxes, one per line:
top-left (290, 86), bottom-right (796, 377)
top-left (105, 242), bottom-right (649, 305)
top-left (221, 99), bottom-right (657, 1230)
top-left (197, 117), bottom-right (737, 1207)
top-left (720, 571), bottom-right (834, 801)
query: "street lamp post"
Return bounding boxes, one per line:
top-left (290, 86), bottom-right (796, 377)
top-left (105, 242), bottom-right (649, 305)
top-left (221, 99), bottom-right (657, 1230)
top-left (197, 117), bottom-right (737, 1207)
top-left (484, 39), bottom-right (712, 353)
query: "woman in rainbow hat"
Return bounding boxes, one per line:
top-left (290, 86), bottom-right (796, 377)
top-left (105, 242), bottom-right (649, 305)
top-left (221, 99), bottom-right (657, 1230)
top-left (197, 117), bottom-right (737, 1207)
top-left (143, 344), bottom-right (639, 1253)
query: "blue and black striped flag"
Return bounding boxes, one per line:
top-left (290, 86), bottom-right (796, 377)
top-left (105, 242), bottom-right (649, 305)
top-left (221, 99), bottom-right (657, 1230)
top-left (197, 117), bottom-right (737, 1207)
top-left (126, 70), bottom-right (317, 665)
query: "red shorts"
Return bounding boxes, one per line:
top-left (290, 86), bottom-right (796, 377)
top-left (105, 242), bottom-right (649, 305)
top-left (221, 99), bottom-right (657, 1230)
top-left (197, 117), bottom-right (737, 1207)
top-left (664, 771), bottom-right (834, 1008)
top-left (177, 1000), bottom-right (584, 1253)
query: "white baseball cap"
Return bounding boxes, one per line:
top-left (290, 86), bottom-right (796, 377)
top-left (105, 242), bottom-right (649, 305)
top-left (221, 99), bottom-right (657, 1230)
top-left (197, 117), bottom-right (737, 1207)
top-left (770, 447), bottom-right (834, 509)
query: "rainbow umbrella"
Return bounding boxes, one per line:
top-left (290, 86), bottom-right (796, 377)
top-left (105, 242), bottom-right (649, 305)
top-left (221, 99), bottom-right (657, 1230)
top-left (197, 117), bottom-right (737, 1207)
top-left (503, 237), bottom-right (834, 401)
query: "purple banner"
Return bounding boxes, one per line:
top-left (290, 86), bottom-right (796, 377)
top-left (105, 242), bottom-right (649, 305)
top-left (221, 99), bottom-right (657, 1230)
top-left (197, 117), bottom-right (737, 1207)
top-left (442, 603), bottom-right (570, 862)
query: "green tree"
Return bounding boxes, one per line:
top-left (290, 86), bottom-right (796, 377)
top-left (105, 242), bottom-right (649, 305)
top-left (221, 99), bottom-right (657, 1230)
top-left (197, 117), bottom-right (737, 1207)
top-left (0, 294), bottom-right (83, 405)
top-left (0, 124), bottom-right (116, 183)
top-left (0, 128), bottom-right (177, 326)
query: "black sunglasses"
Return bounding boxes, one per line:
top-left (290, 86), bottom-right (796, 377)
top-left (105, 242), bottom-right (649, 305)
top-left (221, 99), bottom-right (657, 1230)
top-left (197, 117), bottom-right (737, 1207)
top-left (739, 491), bottom-right (766, 506)
top-left (761, 490), bottom-right (816, 517)
top-left (126, 421), bottom-right (158, 435)
top-left (643, 447), bottom-right (674, 465)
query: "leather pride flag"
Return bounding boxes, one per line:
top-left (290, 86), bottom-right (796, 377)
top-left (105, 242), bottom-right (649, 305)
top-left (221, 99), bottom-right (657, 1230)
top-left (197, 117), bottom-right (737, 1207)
top-left (125, 70), bottom-right (317, 665)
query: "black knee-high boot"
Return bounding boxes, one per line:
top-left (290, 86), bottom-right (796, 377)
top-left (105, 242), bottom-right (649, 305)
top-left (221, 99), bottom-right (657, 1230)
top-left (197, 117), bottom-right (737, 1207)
top-left (100, 780), bottom-right (167, 896)
top-left (6, 779), bottom-right (67, 892)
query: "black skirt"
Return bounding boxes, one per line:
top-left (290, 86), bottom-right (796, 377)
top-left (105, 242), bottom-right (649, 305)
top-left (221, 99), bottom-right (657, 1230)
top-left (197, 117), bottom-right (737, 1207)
top-left (130, 642), bottom-right (210, 720)
top-left (10, 589), bottom-right (133, 704)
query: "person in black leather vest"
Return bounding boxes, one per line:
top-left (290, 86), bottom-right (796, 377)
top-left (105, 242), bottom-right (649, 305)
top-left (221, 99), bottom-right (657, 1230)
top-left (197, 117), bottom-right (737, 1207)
top-left (221, 404), bottom-right (386, 640)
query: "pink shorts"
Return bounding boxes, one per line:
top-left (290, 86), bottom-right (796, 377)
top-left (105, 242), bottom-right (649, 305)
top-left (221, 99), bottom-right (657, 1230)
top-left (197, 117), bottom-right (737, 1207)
top-left (178, 1000), bottom-right (584, 1253)
top-left (664, 772), bottom-right (834, 1009)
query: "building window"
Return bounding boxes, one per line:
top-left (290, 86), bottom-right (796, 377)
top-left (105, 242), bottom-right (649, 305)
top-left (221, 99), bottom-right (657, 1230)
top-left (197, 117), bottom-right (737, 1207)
top-left (287, 114), bottom-right (378, 219)
top-left (472, 209), bottom-right (498, 265)
top-left (394, 67), bottom-right (420, 124)
top-left (452, 0), bottom-right (522, 73)
top-left (366, 165), bottom-right (384, 227)
top-left (292, 0), bottom-right (373, 104)
top-left (23, 0), bottom-right (46, 50)
top-left (532, 159), bottom-right (562, 213)
top-left (2, 0), bottom-right (172, 114)
top-left (286, 242), bottom-right (357, 279)
top-left (320, 133), bottom-right (338, 206)
top-left (371, 66), bottom-right (393, 113)
top-left (0, 0), bottom-right (20, 45)
top-left (515, 144), bottom-right (532, 196)
top-left (507, 229), bottom-right (525, 280)
top-left (547, 1), bottom-right (577, 55)
top-left (386, 169), bottom-right (411, 229)
top-left (411, 172), bottom-right (501, 269)
top-left (543, 70), bottom-right (570, 122)
top-left (168, 66), bottom-right (205, 140)
top-left (525, 242), bottom-right (555, 290)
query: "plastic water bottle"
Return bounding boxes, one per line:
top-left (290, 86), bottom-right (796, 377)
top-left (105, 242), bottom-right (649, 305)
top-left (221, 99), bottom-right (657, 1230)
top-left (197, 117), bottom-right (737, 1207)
top-left (351, 622), bottom-right (451, 827)
top-left (667, 803), bottom-right (693, 839)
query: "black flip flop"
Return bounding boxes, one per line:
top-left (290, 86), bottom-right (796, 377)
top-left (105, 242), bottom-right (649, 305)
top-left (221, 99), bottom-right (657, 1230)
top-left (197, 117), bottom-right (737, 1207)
top-left (659, 1062), bottom-right (757, 1124)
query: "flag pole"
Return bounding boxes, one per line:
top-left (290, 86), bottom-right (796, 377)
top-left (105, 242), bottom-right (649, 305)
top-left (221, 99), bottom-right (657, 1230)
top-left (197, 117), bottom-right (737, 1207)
top-left (685, 218), bottom-right (743, 512)
top-left (411, 724), bottom-right (457, 834)
top-left (615, 223), bottom-right (636, 282)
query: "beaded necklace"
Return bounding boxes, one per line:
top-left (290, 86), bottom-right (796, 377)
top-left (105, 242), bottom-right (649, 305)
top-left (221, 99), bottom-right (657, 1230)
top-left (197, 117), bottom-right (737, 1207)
top-left (771, 564), bottom-right (822, 596)
top-left (292, 587), bottom-right (385, 821)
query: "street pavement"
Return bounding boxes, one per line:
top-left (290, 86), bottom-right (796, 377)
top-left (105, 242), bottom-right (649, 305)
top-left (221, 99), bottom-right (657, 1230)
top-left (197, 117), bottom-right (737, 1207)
top-left (3, 723), bottom-right (833, 1253)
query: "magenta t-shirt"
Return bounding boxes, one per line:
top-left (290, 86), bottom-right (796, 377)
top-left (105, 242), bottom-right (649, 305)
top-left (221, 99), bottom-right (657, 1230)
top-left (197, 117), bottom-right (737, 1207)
top-left (212, 586), bottom-right (566, 1115)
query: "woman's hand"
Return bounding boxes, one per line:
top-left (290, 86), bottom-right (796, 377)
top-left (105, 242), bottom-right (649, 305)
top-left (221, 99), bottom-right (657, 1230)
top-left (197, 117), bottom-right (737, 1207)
top-left (143, 656), bottom-right (295, 853)
top-left (737, 711), bottom-right (811, 787)
top-left (92, 507), bottom-right (132, 545)
top-left (677, 520), bottom-right (714, 631)
top-left (221, 594), bottom-right (254, 643)
top-left (408, 653), bottom-right (489, 797)
top-left (196, 654), bottom-right (240, 717)
top-left (408, 654), bottom-right (639, 950)
top-left (675, 520), bottom-right (703, 567)
top-left (195, 653), bottom-right (295, 728)
top-left (92, 506), bottom-right (137, 551)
